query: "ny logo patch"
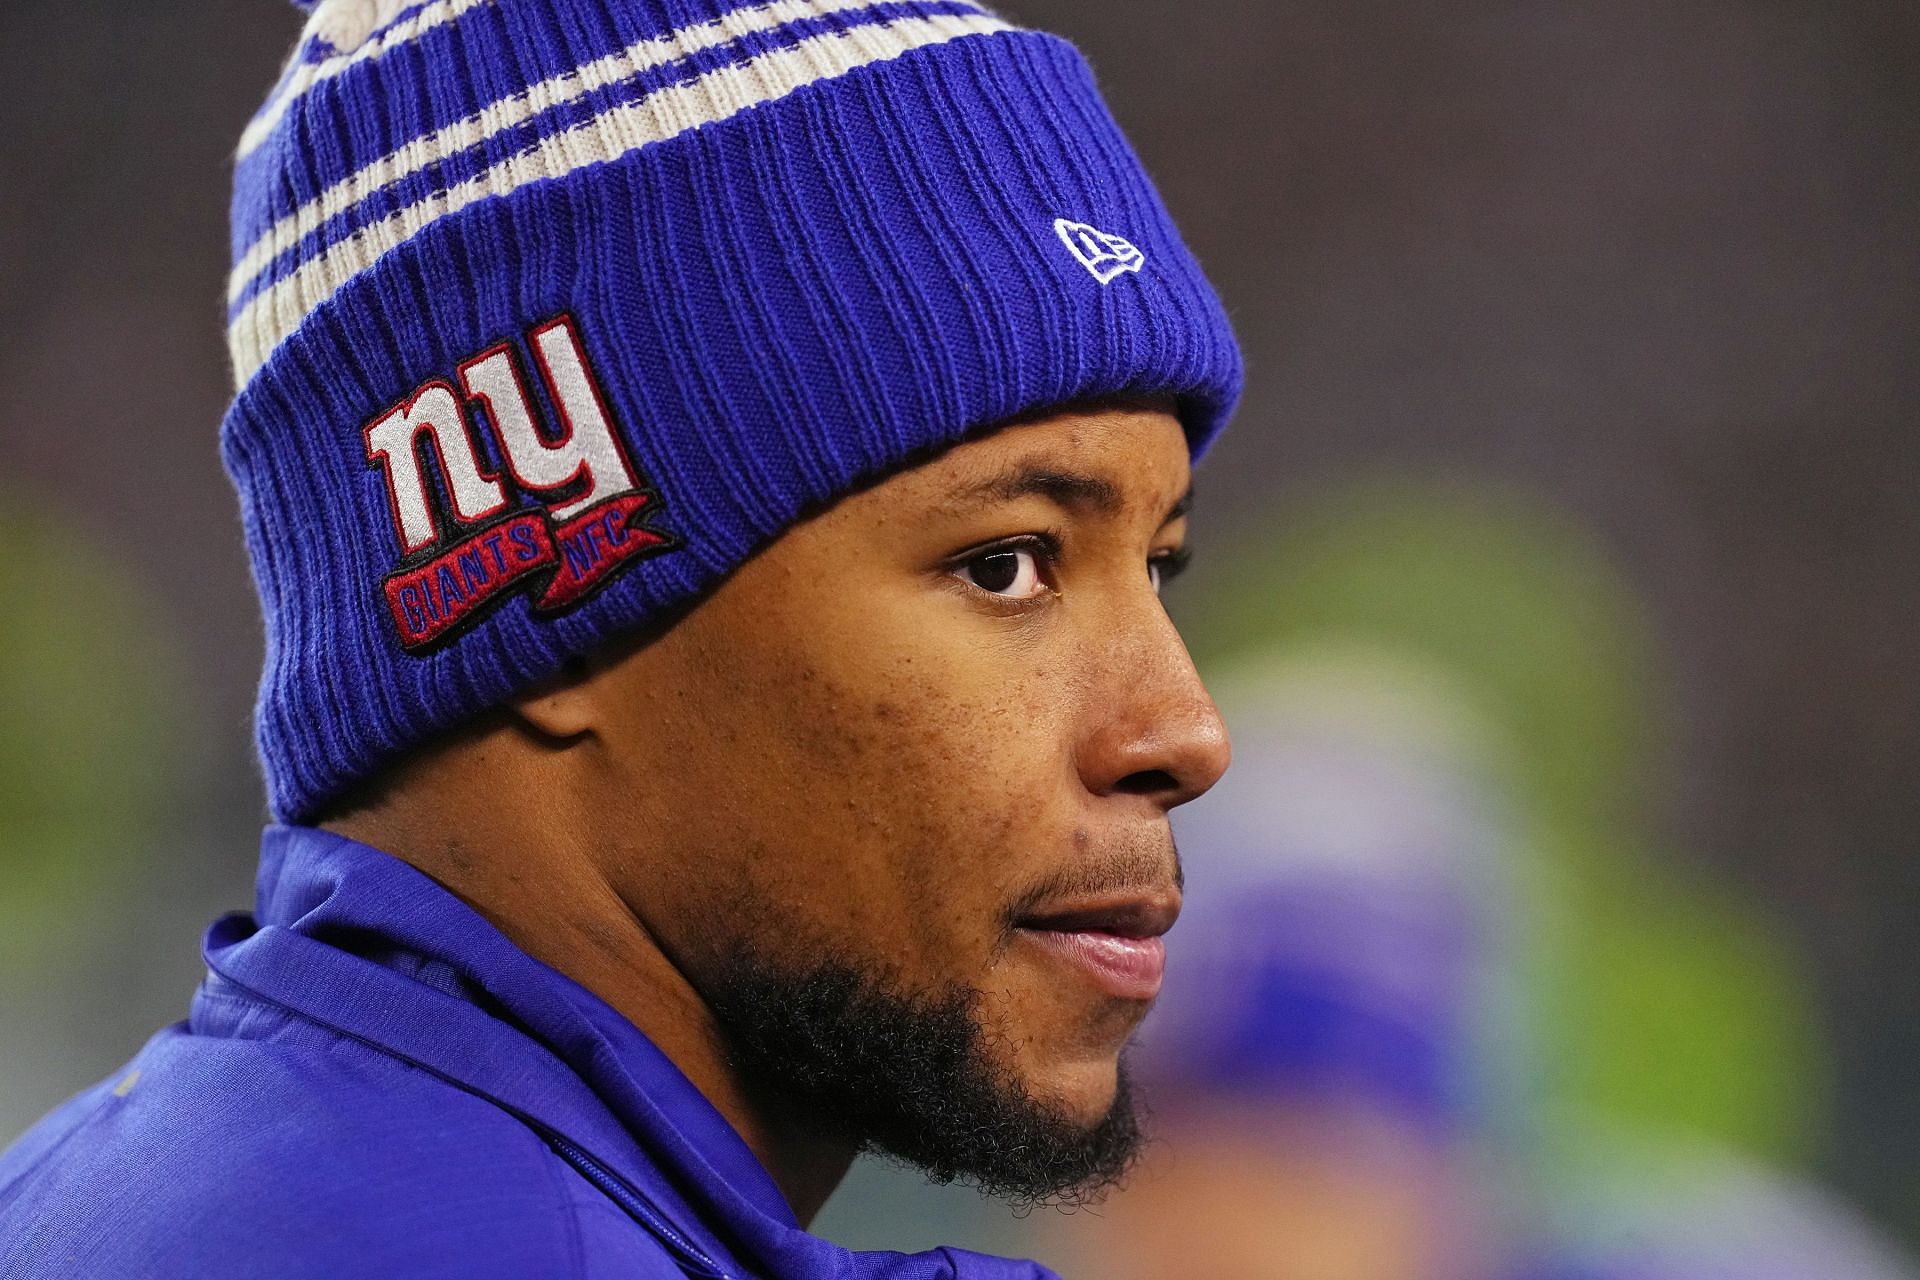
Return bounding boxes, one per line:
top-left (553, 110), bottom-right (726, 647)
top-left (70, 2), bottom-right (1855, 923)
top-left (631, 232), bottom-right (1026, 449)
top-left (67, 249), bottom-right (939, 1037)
top-left (364, 315), bottom-right (678, 652)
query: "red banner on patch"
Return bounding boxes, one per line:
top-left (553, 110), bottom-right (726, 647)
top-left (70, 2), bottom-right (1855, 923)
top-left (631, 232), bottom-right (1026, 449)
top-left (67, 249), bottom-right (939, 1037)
top-left (382, 492), bottom-right (669, 651)
top-left (535, 493), bottom-right (666, 610)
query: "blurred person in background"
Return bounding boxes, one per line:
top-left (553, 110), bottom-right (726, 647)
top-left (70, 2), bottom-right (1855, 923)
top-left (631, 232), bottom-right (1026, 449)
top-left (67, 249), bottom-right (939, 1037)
top-left (0, 0), bottom-right (1245, 1276)
top-left (1041, 482), bottom-right (1919, 1280)
top-left (1044, 648), bottom-right (1519, 1280)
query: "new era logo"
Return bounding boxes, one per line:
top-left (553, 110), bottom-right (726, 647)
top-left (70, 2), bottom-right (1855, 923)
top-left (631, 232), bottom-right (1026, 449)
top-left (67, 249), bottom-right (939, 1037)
top-left (1054, 218), bottom-right (1146, 284)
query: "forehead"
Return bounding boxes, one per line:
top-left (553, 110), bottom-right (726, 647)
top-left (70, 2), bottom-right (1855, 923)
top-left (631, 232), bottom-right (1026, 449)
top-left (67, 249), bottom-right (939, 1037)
top-left (898, 402), bottom-right (1194, 518)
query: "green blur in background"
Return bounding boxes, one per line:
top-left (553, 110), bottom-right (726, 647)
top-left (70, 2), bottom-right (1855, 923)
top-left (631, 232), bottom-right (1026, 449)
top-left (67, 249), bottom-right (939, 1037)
top-left (0, 512), bottom-right (192, 971)
top-left (1184, 479), bottom-right (1827, 1173)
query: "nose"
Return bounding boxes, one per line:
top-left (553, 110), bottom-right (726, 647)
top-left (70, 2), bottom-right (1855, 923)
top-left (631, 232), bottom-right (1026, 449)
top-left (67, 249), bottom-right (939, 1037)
top-left (1075, 603), bottom-right (1231, 811)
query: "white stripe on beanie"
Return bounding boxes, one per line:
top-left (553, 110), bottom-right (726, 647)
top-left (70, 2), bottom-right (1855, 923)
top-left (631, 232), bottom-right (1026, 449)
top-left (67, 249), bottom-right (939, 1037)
top-left (238, 0), bottom-right (497, 161)
top-left (227, 10), bottom-right (1014, 384)
top-left (227, 0), bottom-right (989, 309)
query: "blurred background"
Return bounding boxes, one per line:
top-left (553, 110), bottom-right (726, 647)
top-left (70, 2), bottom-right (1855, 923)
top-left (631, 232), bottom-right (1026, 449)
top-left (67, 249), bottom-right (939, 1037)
top-left (2, 0), bottom-right (1915, 1274)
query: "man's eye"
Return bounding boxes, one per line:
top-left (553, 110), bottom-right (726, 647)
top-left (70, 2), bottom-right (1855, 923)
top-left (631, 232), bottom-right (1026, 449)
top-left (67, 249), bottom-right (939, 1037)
top-left (1148, 546), bottom-right (1193, 596)
top-left (956, 545), bottom-right (1048, 599)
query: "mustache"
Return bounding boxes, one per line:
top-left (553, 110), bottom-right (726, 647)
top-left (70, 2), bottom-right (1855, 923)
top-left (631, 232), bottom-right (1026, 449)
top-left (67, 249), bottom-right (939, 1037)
top-left (998, 830), bottom-right (1184, 937)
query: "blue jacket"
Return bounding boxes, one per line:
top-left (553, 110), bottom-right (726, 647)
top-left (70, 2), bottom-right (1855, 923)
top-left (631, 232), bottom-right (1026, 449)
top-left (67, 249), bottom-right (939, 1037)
top-left (0, 826), bottom-right (1059, 1279)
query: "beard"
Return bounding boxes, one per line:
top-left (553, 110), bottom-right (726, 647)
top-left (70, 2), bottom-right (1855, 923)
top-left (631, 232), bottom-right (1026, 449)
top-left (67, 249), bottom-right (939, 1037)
top-left (701, 950), bottom-right (1146, 1209)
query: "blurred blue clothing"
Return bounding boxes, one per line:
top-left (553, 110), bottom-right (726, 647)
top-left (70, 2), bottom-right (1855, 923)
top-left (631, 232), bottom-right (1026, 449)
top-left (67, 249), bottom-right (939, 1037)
top-left (0, 825), bottom-right (1055, 1280)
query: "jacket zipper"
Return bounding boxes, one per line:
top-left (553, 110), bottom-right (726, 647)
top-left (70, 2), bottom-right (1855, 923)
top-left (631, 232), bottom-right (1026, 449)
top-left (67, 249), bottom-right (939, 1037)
top-left (545, 1131), bottom-right (732, 1279)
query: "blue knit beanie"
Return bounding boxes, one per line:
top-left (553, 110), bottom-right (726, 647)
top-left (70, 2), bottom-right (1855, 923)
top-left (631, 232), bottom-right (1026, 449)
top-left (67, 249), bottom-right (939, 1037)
top-left (223, 0), bottom-right (1244, 822)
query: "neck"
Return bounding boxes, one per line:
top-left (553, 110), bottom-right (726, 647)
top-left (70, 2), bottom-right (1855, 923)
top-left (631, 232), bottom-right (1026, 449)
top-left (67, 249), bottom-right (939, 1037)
top-left (322, 806), bottom-right (858, 1226)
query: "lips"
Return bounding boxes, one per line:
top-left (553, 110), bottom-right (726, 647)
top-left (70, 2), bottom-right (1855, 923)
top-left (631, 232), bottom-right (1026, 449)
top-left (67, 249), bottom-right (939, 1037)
top-left (1013, 891), bottom-right (1180, 1001)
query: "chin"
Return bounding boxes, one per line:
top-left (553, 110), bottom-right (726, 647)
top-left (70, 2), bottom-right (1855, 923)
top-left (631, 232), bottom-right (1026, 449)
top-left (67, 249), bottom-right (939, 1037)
top-left (986, 988), bottom-right (1148, 1124)
top-left (1019, 1048), bottom-right (1126, 1128)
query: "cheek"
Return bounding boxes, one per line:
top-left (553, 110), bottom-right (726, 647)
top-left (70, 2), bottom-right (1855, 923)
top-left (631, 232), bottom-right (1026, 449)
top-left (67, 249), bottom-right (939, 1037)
top-left (809, 666), bottom-right (1062, 930)
top-left (656, 627), bottom-right (1077, 978)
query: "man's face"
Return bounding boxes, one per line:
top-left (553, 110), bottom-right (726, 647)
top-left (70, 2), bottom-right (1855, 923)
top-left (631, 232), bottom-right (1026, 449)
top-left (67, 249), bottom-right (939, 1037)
top-left (577, 400), bottom-right (1229, 1192)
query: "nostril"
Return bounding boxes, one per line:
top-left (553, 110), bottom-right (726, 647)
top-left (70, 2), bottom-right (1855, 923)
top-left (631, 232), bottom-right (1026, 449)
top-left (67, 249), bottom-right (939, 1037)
top-left (1116, 768), bottom-right (1179, 796)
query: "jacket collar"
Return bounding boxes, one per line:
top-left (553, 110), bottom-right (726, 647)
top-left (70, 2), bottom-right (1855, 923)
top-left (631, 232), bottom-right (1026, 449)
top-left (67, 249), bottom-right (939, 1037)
top-left (200, 824), bottom-right (1057, 1280)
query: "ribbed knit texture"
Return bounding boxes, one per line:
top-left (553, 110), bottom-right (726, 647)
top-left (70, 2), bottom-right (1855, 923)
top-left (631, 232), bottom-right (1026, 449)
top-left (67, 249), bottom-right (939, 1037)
top-left (222, 0), bottom-right (1244, 821)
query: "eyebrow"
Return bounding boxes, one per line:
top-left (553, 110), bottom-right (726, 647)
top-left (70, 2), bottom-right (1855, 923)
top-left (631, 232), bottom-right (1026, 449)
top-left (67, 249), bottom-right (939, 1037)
top-left (951, 465), bottom-right (1194, 527)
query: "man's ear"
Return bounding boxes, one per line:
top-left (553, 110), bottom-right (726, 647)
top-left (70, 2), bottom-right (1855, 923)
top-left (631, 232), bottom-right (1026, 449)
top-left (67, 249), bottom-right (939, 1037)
top-left (506, 655), bottom-right (599, 744)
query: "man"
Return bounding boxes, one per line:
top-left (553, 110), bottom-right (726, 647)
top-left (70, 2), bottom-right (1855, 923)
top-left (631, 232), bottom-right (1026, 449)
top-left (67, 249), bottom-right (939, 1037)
top-left (0, 0), bottom-right (1240, 1275)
